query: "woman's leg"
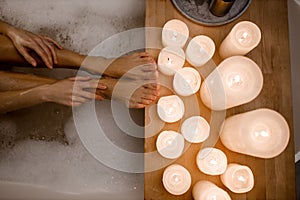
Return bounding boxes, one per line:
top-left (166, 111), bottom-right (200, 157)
top-left (0, 34), bottom-right (158, 80)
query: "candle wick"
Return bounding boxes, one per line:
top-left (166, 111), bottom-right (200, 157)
top-left (167, 57), bottom-right (173, 65)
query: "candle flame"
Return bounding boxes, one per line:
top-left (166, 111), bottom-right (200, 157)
top-left (238, 31), bottom-right (250, 44)
top-left (228, 74), bottom-right (243, 88)
top-left (254, 130), bottom-right (270, 138)
top-left (237, 175), bottom-right (246, 182)
top-left (209, 159), bottom-right (218, 166)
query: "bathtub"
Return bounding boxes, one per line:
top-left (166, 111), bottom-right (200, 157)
top-left (0, 0), bottom-right (145, 199)
top-left (288, 0), bottom-right (300, 162)
top-left (0, 68), bottom-right (145, 200)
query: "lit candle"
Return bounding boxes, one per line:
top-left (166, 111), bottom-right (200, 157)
top-left (186, 35), bottom-right (215, 67)
top-left (220, 108), bottom-right (290, 158)
top-left (219, 21), bottom-right (261, 59)
top-left (200, 56), bottom-right (263, 110)
top-left (196, 148), bottom-right (227, 175)
top-left (162, 164), bottom-right (192, 195)
top-left (162, 19), bottom-right (189, 48)
top-left (157, 95), bottom-right (185, 123)
top-left (173, 67), bottom-right (201, 96)
top-left (181, 116), bottom-right (210, 143)
top-left (192, 180), bottom-right (231, 200)
top-left (158, 46), bottom-right (185, 76)
top-left (221, 163), bottom-right (254, 193)
top-left (156, 130), bottom-right (185, 159)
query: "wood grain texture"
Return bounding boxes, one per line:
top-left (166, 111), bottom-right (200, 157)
top-left (145, 0), bottom-right (296, 199)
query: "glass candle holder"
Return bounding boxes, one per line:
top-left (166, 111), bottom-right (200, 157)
top-left (186, 35), bottom-right (215, 67)
top-left (220, 108), bottom-right (290, 158)
top-left (196, 148), bottom-right (227, 175)
top-left (192, 180), bottom-right (231, 200)
top-left (221, 163), bottom-right (254, 193)
top-left (157, 95), bottom-right (185, 123)
top-left (156, 130), bottom-right (185, 159)
top-left (181, 116), bottom-right (210, 143)
top-left (219, 21), bottom-right (261, 59)
top-left (200, 56), bottom-right (263, 110)
top-left (162, 19), bottom-right (189, 48)
top-left (163, 164), bottom-right (192, 195)
top-left (173, 67), bottom-right (201, 97)
top-left (158, 46), bottom-right (185, 76)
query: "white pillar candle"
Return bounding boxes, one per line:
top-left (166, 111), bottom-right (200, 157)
top-left (163, 164), bottom-right (192, 195)
top-left (173, 67), bottom-right (201, 96)
top-left (221, 163), bottom-right (254, 193)
top-left (219, 21), bottom-right (261, 59)
top-left (193, 180), bottom-right (231, 200)
top-left (186, 35), bottom-right (215, 67)
top-left (156, 130), bottom-right (185, 159)
top-left (157, 95), bottom-right (185, 123)
top-left (158, 46), bottom-right (185, 76)
top-left (162, 19), bottom-right (189, 48)
top-left (220, 108), bottom-right (290, 159)
top-left (200, 56), bottom-right (263, 110)
top-left (181, 116), bottom-right (210, 143)
top-left (196, 148), bottom-right (227, 175)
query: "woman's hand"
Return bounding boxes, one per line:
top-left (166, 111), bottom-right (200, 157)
top-left (5, 25), bottom-right (62, 69)
top-left (41, 76), bottom-right (107, 107)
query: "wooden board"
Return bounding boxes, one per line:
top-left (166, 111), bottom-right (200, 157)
top-left (144, 0), bottom-right (296, 199)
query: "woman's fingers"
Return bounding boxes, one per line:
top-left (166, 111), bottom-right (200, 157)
top-left (29, 42), bottom-right (52, 69)
top-left (33, 37), bottom-right (53, 68)
top-left (15, 44), bottom-right (37, 67)
top-left (42, 35), bottom-right (63, 49)
top-left (44, 40), bottom-right (58, 64)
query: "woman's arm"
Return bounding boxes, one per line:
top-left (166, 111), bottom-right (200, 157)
top-left (0, 73), bottom-right (107, 113)
top-left (0, 19), bottom-right (62, 68)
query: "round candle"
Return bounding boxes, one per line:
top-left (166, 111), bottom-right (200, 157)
top-left (157, 95), bottom-right (185, 123)
top-left (158, 46), bottom-right (185, 76)
top-left (163, 164), bottom-right (192, 195)
top-left (219, 21), bottom-right (261, 59)
top-left (156, 130), bottom-right (185, 159)
top-left (220, 108), bottom-right (290, 158)
top-left (200, 56), bottom-right (263, 110)
top-left (193, 180), bottom-right (231, 200)
top-left (196, 148), bottom-right (227, 175)
top-left (186, 35), bottom-right (215, 67)
top-left (221, 163), bottom-right (254, 193)
top-left (162, 19), bottom-right (189, 48)
top-left (181, 116), bottom-right (210, 143)
top-left (173, 67), bottom-right (201, 96)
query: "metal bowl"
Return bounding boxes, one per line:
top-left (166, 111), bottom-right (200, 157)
top-left (171, 0), bottom-right (252, 26)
